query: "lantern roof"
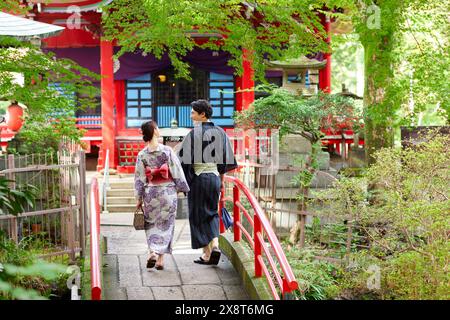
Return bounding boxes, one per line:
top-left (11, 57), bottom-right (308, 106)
top-left (267, 56), bottom-right (327, 71)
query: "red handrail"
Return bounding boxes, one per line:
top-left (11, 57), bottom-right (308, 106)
top-left (220, 175), bottom-right (298, 300)
top-left (89, 177), bottom-right (102, 300)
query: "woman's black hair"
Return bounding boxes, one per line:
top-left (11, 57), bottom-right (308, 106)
top-left (191, 99), bottom-right (213, 119)
top-left (141, 120), bottom-right (158, 142)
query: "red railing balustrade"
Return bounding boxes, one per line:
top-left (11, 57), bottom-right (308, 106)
top-left (219, 175), bottom-right (299, 300)
top-left (89, 177), bottom-right (102, 300)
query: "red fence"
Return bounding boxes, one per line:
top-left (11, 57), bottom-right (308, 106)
top-left (89, 177), bottom-right (102, 300)
top-left (219, 175), bottom-right (298, 300)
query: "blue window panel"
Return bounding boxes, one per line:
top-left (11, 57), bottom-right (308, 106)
top-left (127, 100), bottom-right (139, 106)
top-left (178, 106), bottom-right (193, 127)
top-left (221, 90), bottom-right (234, 98)
top-left (223, 107), bottom-right (234, 117)
top-left (156, 106), bottom-right (176, 127)
top-left (210, 72), bottom-right (233, 81)
top-left (141, 100), bottom-right (152, 106)
top-left (223, 99), bottom-right (234, 105)
top-left (210, 88), bottom-right (235, 99)
top-left (127, 108), bottom-right (138, 117)
top-left (141, 89), bottom-right (151, 99)
top-left (305, 71), bottom-right (310, 86)
top-left (127, 119), bottom-right (148, 127)
top-left (211, 118), bottom-right (234, 126)
top-left (212, 107), bottom-right (221, 117)
top-left (126, 82), bottom-right (150, 88)
top-left (141, 107), bottom-right (152, 117)
top-left (210, 100), bottom-right (221, 105)
top-left (129, 74), bottom-right (151, 81)
top-left (127, 89), bottom-right (138, 99)
top-left (210, 88), bottom-right (221, 99)
top-left (209, 81), bottom-right (234, 87)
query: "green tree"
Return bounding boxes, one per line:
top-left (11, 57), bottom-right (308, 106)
top-left (349, 0), bottom-right (449, 163)
top-left (102, 0), bottom-right (341, 81)
top-left (0, 36), bottom-right (99, 153)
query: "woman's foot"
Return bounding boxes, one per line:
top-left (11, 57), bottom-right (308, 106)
top-left (146, 252), bottom-right (158, 268)
top-left (155, 254), bottom-right (164, 270)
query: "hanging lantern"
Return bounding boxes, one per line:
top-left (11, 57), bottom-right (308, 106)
top-left (6, 102), bottom-right (24, 132)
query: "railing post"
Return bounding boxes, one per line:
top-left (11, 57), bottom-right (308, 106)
top-left (254, 214), bottom-right (262, 277)
top-left (218, 193), bottom-right (225, 234)
top-left (233, 185), bottom-right (241, 242)
top-left (282, 277), bottom-right (294, 300)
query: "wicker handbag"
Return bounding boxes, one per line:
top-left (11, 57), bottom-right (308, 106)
top-left (133, 207), bottom-right (145, 230)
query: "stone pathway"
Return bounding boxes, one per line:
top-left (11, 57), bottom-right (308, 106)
top-left (100, 214), bottom-right (249, 300)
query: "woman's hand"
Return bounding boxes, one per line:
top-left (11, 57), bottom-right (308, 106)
top-left (136, 199), bottom-right (143, 210)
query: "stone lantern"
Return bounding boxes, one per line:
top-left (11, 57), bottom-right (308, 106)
top-left (266, 57), bottom-right (327, 96)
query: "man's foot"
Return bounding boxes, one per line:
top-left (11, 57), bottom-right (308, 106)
top-left (208, 247), bottom-right (221, 265)
top-left (193, 256), bottom-right (211, 265)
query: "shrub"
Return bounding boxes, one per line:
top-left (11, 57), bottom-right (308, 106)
top-left (310, 131), bottom-right (450, 299)
top-left (283, 245), bottom-right (339, 300)
top-left (0, 232), bottom-right (69, 300)
top-left (0, 177), bottom-right (38, 216)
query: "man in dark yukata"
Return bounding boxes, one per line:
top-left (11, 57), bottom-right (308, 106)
top-left (177, 99), bottom-right (238, 265)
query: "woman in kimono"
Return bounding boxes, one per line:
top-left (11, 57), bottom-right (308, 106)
top-left (135, 121), bottom-right (190, 270)
top-left (177, 99), bottom-right (238, 265)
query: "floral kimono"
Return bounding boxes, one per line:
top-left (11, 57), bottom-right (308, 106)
top-left (134, 144), bottom-right (190, 255)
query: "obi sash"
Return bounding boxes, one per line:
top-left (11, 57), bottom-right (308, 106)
top-left (144, 163), bottom-right (173, 184)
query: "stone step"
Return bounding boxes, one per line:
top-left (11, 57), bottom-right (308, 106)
top-left (107, 197), bottom-right (137, 205)
top-left (107, 204), bottom-right (137, 213)
top-left (109, 181), bottom-right (134, 189)
top-left (107, 189), bottom-right (135, 197)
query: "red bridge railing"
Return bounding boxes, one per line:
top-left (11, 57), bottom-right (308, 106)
top-left (89, 177), bottom-right (102, 300)
top-left (219, 175), bottom-right (298, 300)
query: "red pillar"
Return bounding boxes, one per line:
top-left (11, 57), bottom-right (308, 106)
top-left (319, 15), bottom-right (331, 93)
top-left (235, 49), bottom-right (255, 154)
top-left (98, 39), bottom-right (117, 171)
top-left (235, 49), bottom-right (255, 112)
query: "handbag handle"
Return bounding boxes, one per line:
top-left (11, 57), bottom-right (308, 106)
top-left (135, 207), bottom-right (144, 214)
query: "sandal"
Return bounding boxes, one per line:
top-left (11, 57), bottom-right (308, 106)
top-left (193, 256), bottom-right (211, 265)
top-left (208, 247), bottom-right (221, 265)
top-left (146, 254), bottom-right (157, 268)
top-left (155, 264), bottom-right (164, 270)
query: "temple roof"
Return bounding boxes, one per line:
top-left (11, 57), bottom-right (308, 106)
top-left (0, 12), bottom-right (64, 39)
top-left (266, 56), bottom-right (327, 70)
top-left (29, 0), bottom-right (113, 13)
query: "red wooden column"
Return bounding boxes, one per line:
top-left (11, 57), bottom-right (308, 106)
top-left (319, 15), bottom-right (332, 93)
top-left (235, 49), bottom-right (255, 112)
top-left (98, 39), bottom-right (117, 170)
top-left (235, 49), bottom-right (255, 154)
